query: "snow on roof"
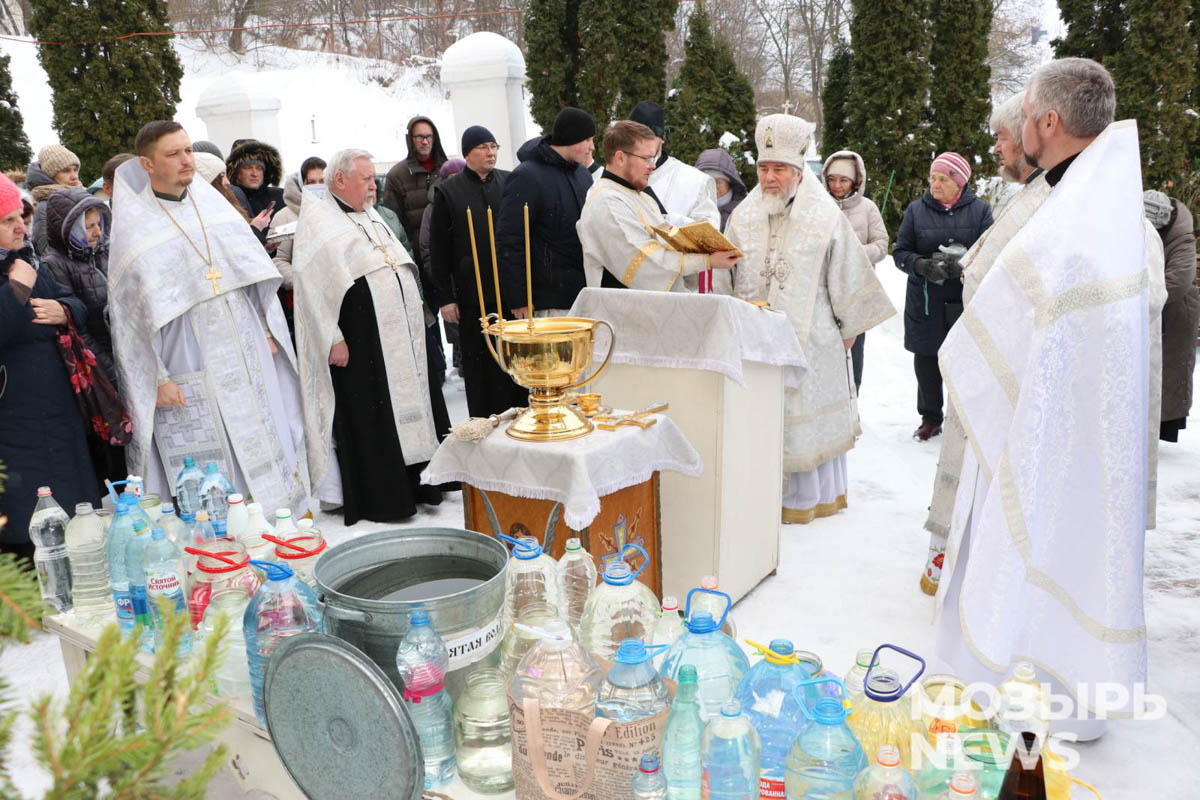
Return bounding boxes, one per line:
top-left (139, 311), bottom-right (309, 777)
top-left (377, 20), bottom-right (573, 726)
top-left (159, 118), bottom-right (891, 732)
top-left (441, 31), bottom-right (525, 84)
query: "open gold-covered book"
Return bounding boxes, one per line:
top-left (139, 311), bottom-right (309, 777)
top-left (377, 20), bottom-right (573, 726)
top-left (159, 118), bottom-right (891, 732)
top-left (650, 221), bottom-right (741, 255)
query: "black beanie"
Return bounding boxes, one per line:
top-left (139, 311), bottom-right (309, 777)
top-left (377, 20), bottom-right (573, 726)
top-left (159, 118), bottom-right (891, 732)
top-left (461, 125), bottom-right (497, 154)
top-left (551, 107), bottom-right (596, 146)
top-left (629, 101), bottom-right (665, 138)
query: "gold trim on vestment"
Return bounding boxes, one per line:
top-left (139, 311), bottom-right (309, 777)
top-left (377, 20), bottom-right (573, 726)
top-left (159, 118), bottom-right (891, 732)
top-left (622, 241), bottom-right (662, 286)
top-left (960, 311), bottom-right (1020, 407)
top-left (1039, 269), bottom-right (1148, 329)
top-left (782, 493), bottom-right (847, 524)
top-left (939, 370), bottom-right (993, 484)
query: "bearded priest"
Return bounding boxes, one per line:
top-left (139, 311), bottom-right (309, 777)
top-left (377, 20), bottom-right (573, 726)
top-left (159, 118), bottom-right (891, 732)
top-left (726, 114), bottom-right (895, 523)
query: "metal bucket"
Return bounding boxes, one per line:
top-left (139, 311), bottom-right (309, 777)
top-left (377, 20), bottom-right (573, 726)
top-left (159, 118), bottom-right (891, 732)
top-left (314, 527), bottom-right (508, 696)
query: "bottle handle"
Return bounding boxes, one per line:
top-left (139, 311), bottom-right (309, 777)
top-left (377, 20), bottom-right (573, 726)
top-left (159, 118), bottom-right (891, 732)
top-left (619, 543), bottom-right (649, 581)
top-left (744, 638), bottom-right (800, 665)
top-left (863, 643), bottom-right (926, 699)
top-left (793, 675), bottom-right (850, 721)
top-left (684, 587), bottom-right (732, 631)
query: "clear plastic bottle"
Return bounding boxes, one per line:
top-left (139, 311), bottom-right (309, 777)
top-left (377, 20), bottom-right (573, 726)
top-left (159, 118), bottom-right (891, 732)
top-left (853, 744), bottom-right (918, 800)
top-left (200, 589), bottom-right (252, 698)
top-left (633, 753), bottom-right (669, 800)
top-left (184, 510), bottom-right (217, 586)
top-left (846, 645), bottom-right (926, 769)
top-left (557, 537), bottom-right (597, 630)
top-left (105, 500), bottom-right (137, 635)
top-left (843, 648), bottom-right (879, 698)
top-left (143, 527), bottom-right (192, 658)
top-left (453, 667), bottom-right (513, 793)
top-left (785, 677), bottom-right (867, 800)
top-left (658, 588), bottom-right (751, 721)
top-left (157, 503), bottom-right (188, 546)
top-left (651, 595), bottom-right (683, 667)
top-left (510, 617), bottom-right (604, 715)
top-left (29, 487), bottom-right (72, 613)
top-left (243, 560), bottom-right (324, 724)
top-left (499, 534), bottom-right (563, 635)
top-left (198, 461), bottom-right (234, 521)
top-left (212, 520), bottom-right (229, 540)
top-left (241, 502), bottom-right (277, 563)
top-left (937, 773), bottom-right (980, 799)
top-left (64, 503), bottom-right (112, 627)
top-left (662, 664), bottom-right (704, 800)
top-left (125, 519), bottom-right (154, 652)
top-left (396, 608), bottom-right (456, 788)
top-left (701, 699), bottom-right (761, 800)
top-left (497, 600), bottom-right (561, 677)
top-left (272, 507), bottom-right (299, 537)
top-left (596, 638), bottom-right (671, 721)
top-left (579, 543), bottom-right (658, 660)
top-left (692, 575), bottom-right (737, 640)
top-left (996, 661), bottom-right (1051, 742)
top-left (734, 639), bottom-right (814, 799)
top-left (174, 456), bottom-right (205, 517)
top-left (225, 493), bottom-right (248, 540)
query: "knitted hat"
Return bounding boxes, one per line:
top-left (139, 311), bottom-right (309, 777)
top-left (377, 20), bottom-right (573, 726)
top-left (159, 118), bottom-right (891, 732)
top-left (1143, 190), bottom-right (1173, 230)
top-left (193, 152), bottom-right (227, 185)
top-left (440, 158), bottom-right (466, 179)
top-left (629, 101), bottom-right (665, 138)
top-left (754, 114), bottom-right (812, 170)
top-left (461, 125), bottom-right (497, 155)
top-left (192, 140), bottom-right (224, 159)
top-left (551, 107), bottom-right (596, 146)
top-left (826, 157), bottom-right (857, 181)
top-left (0, 173), bottom-right (21, 219)
top-left (38, 144), bottom-right (80, 180)
top-left (930, 152), bottom-right (971, 188)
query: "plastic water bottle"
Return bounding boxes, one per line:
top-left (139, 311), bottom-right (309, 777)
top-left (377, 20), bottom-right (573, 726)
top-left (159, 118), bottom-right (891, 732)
top-left (996, 661), bottom-right (1051, 742)
top-left (659, 588), bottom-right (751, 720)
top-left (785, 677), bottom-right (867, 799)
top-left (734, 639), bottom-right (816, 799)
top-left (157, 503), bottom-right (187, 545)
top-left (225, 493), bottom-right (248, 540)
top-left (579, 543), bottom-right (658, 660)
top-left (847, 645), bottom-right (926, 769)
top-left (64, 503), bottom-right (112, 627)
top-left (174, 456), bottom-right (205, 516)
top-left (498, 601), bottom-right (561, 677)
top-left (510, 617), bottom-right (604, 715)
top-left (396, 609), bottom-right (456, 788)
top-left (198, 461), bottom-right (234, 521)
top-left (106, 500), bottom-right (137, 634)
top-left (143, 527), bottom-right (191, 657)
top-left (651, 595), bottom-right (683, 666)
top-left (557, 537), bottom-right (597, 630)
top-left (936, 773), bottom-right (979, 799)
top-left (498, 534), bottom-right (562, 635)
top-left (126, 519), bottom-right (154, 652)
top-left (29, 487), bottom-right (72, 613)
top-left (273, 508), bottom-right (299, 537)
top-left (596, 638), bottom-right (670, 721)
top-left (663, 664), bottom-right (704, 799)
top-left (241, 502), bottom-right (276, 563)
top-left (633, 753), bottom-right (669, 800)
top-left (853, 744), bottom-right (918, 800)
top-left (693, 575), bottom-right (737, 639)
top-left (843, 648), bottom-right (879, 698)
top-left (701, 699), bottom-right (760, 800)
top-left (243, 560), bottom-right (323, 724)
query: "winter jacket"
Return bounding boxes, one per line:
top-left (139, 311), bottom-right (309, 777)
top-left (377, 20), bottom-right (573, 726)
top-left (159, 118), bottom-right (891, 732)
top-left (893, 187), bottom-right (993, 355)
top-left (429, 167), bottom-right (511, 312)
top-left (269, 173), bottom-right (305, 289)
top-left (821, 150), bottom-right (889, 264)
top-left (227, 140), bottom-right (286, 244)
top-left (382, 115), bottom-right (448, 257)
top-left (0, 244), bottom-right (101, 543)
top-left (497, 136), bottom-right (591, 311)
top-left (693, 148), bottom-right (747, 232)
top-left (1159, 198), bottom-right (1199, 422)
top-left (39, 189), bottom-right (116, 382)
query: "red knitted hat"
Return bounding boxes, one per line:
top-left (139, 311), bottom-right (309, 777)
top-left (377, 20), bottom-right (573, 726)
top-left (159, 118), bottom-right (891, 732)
top-left (0, 173), bottom-right (21, 219)
top-left (930, 152), bottom-right (971, 188)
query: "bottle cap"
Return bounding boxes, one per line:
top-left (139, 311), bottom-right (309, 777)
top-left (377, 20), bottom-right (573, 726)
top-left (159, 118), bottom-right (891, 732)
top-left (602, 559), bottom-right (635, 585)
top-left (275, 508), bottom-right (293, 519)
top-left (565, 537), bottom-right (582, 551)
top-left (638, 754), bottom-right (659, 773)
top-left (151, 527), bottom-right (166, 541)
top-left (613, 638), bottom-right (667, 665)
top-left (876, 744), bottom-right (901, 767)
top-left (410, 608), bottom-right (431, 627)
top-left (745, 638), bottom-right (801, 665)
top-left (677, 664), bottom-right (698, 683)
top-left (197, 511), bottom-right (210, 521)
top-left (700, 574), bottom-right (718, 589)
top-left (855, 648), bottom-right (879, 669)
top-left (1013, 661), bottom-right (1037, 682)
top-left (132, 519), bottom-right (148, 532)
top-left (661, 595), bottom-right (679, 611)
top-left (113, 501), bottom-right (130, 515)
top-left (498, 533), bottom-right (543, 560)
top-left (687, 611), bottom-right (717, 634)
top-left (36, 486), bottom-right (51, 497)
top-left (228, 493), bottom-right (244, 504)
top-left (181, 512), bottom-right (195, 522)
top-left (74, 502), bottom-right (93, 515)
top-left (297, 519), bottom-right (315, 530)
top-left (948, 773), bottom-right (978, 795)
top-left (719, 699), bottom-right (741, 718)
top-left (205, 461), bottom-right (219, 472)
top-left (159, 503), bottom-right (174, 515)
top-left (250, 559), bottom-right (294, 581)
top-left (183, 455), bottom-right (195, 467)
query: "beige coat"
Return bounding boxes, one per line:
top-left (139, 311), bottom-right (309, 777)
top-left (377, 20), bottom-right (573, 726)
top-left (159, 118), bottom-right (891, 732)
top-left (821, 151), bottom-right (889, 264)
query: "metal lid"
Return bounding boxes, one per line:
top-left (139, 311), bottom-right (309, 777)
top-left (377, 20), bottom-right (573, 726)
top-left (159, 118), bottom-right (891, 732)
top-left (264, 633), bottom-right (424, 800)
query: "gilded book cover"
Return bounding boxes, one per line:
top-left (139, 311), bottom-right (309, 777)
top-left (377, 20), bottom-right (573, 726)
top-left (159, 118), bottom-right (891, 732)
top-left (650, 221), bottom-right (741, 255)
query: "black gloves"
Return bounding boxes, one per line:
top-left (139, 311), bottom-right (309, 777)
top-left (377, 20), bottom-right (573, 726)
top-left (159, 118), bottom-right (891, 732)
top-left (913, 251), bottom-right (963, 285)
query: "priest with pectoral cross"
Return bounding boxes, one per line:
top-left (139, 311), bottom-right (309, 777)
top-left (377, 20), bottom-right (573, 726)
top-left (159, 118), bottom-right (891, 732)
top-left (292, 148), bottom-right (441, 524)
top-left (108, 121), bottom-right (309, 515)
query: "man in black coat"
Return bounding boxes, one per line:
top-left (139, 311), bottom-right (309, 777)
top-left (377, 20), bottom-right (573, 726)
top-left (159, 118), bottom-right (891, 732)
top-left (429, 126), bottom-right (529, 418)
top-left (226, 139), bottom-right (286, 247)
top-left (497, 107), bottom-right (596, 316)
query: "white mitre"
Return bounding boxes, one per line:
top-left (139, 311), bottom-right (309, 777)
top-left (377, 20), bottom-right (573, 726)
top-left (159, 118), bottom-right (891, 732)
top-left (755, 114), bottom-right (814, 169)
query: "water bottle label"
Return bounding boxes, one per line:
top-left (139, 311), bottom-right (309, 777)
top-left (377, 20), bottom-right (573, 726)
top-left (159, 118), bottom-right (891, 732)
top-left (442, 613), bottom-right (503, 671)
top-left (114, 592), bottom-right (134, 624)
top-left (759, 777), bottom-right (786, 799)
top-left (129, 587), bottom-right (150, 625)
top-left (147, 570), bottom-right (182, 596)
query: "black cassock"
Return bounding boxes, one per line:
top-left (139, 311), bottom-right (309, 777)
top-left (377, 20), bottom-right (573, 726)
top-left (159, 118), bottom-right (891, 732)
top-left (330, 275), bottom-right (440, 524)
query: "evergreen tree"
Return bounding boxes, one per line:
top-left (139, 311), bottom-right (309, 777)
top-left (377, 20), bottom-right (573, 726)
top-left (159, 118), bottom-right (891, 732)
top-left (1110, 0), bottom-right (1192, 188)
top-left (524, 0), bottom-right (582, 132)
top-left (820, 43), bottom-right (852, 160)
top-left (664, 2), bottom-right (757, 186)
top-left (29, 0), bottom-right (182, 181)
top-left (927, 0), bottom-right (994, 165)
top-left (1191, 0), bottom-right (1200, 171)
top-left (1053, 0), bottom-right (1127, 60)
top-left (0, 53), bottom-right (32, 172)
top-left (846, 0), bottom-right (934, 228)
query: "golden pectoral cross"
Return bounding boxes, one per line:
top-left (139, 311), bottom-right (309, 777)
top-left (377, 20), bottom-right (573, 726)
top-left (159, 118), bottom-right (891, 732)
top-left (204, 264), bottom-right (223, 296)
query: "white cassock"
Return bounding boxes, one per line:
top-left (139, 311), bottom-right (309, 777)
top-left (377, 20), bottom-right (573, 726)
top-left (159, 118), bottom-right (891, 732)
top-left (108, 161), bottom-right (309, 515)
top-left (649, 156), bottom-right (727, 294)
top-left (578, 174), bottom-right (711, 292)
top-left (726, 171), bottom-right (895, 523)
top-left (933, 121), bottom-right (1166, 733)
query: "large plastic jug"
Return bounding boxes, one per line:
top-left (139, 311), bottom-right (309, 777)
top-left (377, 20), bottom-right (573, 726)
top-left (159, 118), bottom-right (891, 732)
top-left (579, 543), bottom-right (659, 660)
top-left (658, 588), bottom-right (750, 721)
top-left (498, 533), bottom-right (563, 635)
top-left (701, 699), bottom-right (761, 800)
top-left (846, 643), bottom-right (926, 769)
top-left (784, 676), bottom-right (867, 800)
top-left (509, 618), bottom-right (604, 715)
top-left (595, 638), bottom-right (670, 721)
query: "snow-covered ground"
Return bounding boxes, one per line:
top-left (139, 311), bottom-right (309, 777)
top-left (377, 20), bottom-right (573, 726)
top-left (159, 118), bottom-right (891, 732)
top-left (4, 261), bottom-right (1196, 797)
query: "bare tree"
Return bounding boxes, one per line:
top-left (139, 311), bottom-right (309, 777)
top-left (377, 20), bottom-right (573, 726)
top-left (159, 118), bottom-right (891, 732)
top-left (987, 0), bottom-right (1043, 94)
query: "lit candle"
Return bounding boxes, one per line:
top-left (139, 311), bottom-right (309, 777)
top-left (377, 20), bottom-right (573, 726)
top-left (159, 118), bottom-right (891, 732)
top-left (523, 203), bottom-right (534, 325)
top-left (486, 206), bottom-right (504, 323)
top-left (466, 208), bottom-right (488, 323)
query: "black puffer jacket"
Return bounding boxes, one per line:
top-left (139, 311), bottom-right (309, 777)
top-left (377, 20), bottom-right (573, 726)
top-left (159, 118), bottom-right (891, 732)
top-left (40, 189), bottom-right (115, 381)
top-left (227, 140), bottom-right (285, 243)
top-left (428, 167), bottom-right (510, 312)
top-left (497, 136), bottom-right (591, 311)
top-left (893, 187), bottom-right (993, 355)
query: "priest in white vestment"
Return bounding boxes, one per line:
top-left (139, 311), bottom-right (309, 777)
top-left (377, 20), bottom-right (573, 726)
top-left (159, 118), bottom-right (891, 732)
top-left (933, 59), bottom-right (1165, 741)
top-left (292, 149), bottom-right (440, 525)
top-left (108, 121), bottom-right (308, 516)
top-left (578, 120), bottom-right (740, 292)
top-left (726, 114), bottom-right (895, 523)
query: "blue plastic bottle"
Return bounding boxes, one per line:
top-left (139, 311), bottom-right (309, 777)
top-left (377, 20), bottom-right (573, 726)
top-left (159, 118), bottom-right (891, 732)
top-left (395, 608), bottom-right (456, 788)
top-left (595, 638), bottom-right (670, 721)
top-left (662, 664), bottom-right (704, 800)
top-left (659, 588), bottom-right (751, 720)
top-left (243, 560), bottom-right (324, 725)
top-left (784, 676), bottom-right (867, 800)
top-left (198, 461), bottom-right (234, 522)
top-left (174, 456), bottom-right (205, 517)
top-left (632, 753), bottom-right (668, 800)
top-left (125, 519), bottom-right (154, 652)
top-left (701, 699), bottom-right (761, 800)
top-left (142, 527), bottom-right (191, 658)
top-left (734, 639), bottom-right (819, 798)
top-left (105, 500), bottom-right (137, 635)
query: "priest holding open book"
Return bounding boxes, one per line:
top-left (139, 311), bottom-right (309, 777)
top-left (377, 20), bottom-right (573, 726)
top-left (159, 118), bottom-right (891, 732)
top-left (578, 120), bottom-right (740, 291)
